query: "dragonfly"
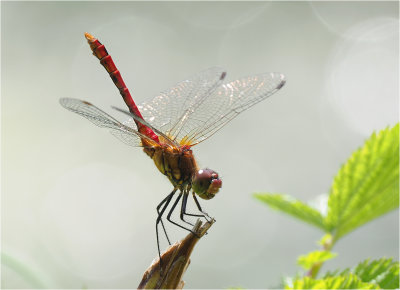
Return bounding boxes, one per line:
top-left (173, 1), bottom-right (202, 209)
top-left (60, 33), bottom-right (286, 260)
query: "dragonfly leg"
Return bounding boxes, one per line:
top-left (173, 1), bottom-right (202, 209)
top-left (179, 193), bottom-right (196, 226)
top-left (192, 192), bottom-right (213, 222)
top-left (156, 194), bottom-right (173, 245)
top-left (166, 193), bottom-right (199, 237)
top-left (156, 189), bottom-right (176, 269)
top-left (181, 192), bottom-right (206, 223)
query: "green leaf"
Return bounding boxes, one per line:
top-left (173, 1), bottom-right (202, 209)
top-left (297, 250), bottom-right (337, 270)
top-left (324, 268), bottom-right (351, 279)
top-left (286, 273), bottom-right (380, 289)
top-left (254, 193), bottom-right (326, 231)
top-left (326, 124), bottom-right (399, 240)
top-left (323, 258), bottom-right (399, 289)
top-left (353, 258), bottom-right (399, 289)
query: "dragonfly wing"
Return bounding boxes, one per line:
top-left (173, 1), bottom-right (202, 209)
top-left (138, 67), bottom-right (226, 139)
top-left (112, 106), bottom-right (179, 148)
top-left (174, 72), bottom-right (286, 146)
top-left (60, 98), bottom-right (158, 148)
top-left (109, 128), bottom-right (149, 148)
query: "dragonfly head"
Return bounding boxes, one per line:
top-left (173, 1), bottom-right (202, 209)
top-left (192, 168), bottom-right (222, 200)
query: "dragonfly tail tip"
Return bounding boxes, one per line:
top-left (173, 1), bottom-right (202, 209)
top-left (84, 32), bottom-right (95, 41)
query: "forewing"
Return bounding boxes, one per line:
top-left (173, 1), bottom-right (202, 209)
top-left (176, 72), bottom-right (286, 146)
top-left (60, 98), bottom-right (158, 148)
top-left (138, 67), bottom-right (226, 140)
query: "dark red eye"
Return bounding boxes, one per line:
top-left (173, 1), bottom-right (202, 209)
top-left (192, 168), bottom-right (222, 200)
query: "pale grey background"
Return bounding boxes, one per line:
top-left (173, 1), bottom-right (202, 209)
top-left (2, 1), bottom-right (399, 289)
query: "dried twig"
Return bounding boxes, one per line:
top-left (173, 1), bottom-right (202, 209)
top-left (138, 219), bottom-right (215, 289)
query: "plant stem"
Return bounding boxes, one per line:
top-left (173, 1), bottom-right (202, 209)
top-left (307, 234), bottom-right (336, 278)
top-left (138, 219), bottom-right (215, 289)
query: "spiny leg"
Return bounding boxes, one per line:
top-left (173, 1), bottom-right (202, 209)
top-left (156, 189), bottom-right (176, 269)
top-left (166, 193), bottom-right (198, 236)
top-left (192, 192), bottom-right (213, 222)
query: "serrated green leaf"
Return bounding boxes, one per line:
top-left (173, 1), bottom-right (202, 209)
top-left (286, 273), bottom-right (380, 289)
top-left (354, 258), bottom-right (399, 289)
top-left (297, 250), bottom-right (337, 270)
top-left (324, 268), bottom-right (351, 279)
top-left (254, 193), bottom-right (326, 231)
top-left (326, 124), bottom-right (399, 240)
top-left (379, 265), bottom-right (399, 289)
top-left (323, 258), bottom-right (399, 289)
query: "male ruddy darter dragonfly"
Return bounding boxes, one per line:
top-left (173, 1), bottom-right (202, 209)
top-left (60, 33), bottom-right (286, 256)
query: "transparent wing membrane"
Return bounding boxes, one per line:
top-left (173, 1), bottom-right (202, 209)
top-left (181, 73), bottom-right (286, 145)
top-left (111, 106), bottom-right (178, 148)
top-left (59, 98), bottom-right (158, 148)
top-left (61, 68), bottom-right (285, 149)
top-left (138, 71), bottom-right (285, 146)
top-left (138, 67), bottom-right (226, 140)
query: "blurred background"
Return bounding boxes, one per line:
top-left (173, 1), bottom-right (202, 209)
top-left (2, 1), bottom-right (398, 289)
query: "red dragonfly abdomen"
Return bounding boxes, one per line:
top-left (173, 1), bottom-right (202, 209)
top-left (84, 32), bottom-right (159, 144)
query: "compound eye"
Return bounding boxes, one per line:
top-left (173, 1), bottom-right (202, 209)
top-left (194, 169), bottom-right (213, 190)
top-left (192, 168), bottom-right (222, 200)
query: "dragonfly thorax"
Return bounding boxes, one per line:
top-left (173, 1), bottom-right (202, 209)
top-left (144, 144), bottom-right (199, 189)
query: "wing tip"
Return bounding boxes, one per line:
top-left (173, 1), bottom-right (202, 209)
top-left (59, 97), bottom-right (69, 107)
top-left (220, 71), bottom-right (227, 80)
top-left (272, 73), bottom-right (286, 90)
top-left (277, 79), bottom-right (286, 90)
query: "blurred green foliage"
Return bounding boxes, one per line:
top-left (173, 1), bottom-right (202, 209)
top-left (287, 258), bottom-right (399, 289)
top-left (255, 124), bottom-right (399, 289)
top-left (297, 251), bottom-right (338, 270)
